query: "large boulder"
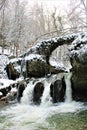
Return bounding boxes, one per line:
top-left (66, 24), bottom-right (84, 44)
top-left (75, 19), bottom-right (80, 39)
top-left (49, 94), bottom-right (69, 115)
top-left (0, 79), bottom-right (16, 97)
top-left (6, 58), bottom-right (22, 80)
top-left (6, 33), bottom-right (87, 80)
top-left (6, 34), bottom-right (77, 79)
top-left (17, 81), bottom-right (26, 102)
top-left (6, 63), bottom-right (20, 80)
top-left (6, 54), bottom-right (66, 79)
top-left (0, 79), bottom-right (17, 103)
top-left (70, 34), bottom-right (87, 101)
top-left (26, 59), bottom-right (65, 78)
top-left (20, 34), bottom-right (76, 63)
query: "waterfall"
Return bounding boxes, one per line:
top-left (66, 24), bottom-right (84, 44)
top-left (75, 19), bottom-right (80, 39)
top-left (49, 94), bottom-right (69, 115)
top-left (21, 79), bottom-right (39, 104)
top-left (21, 77), bottom-right (53, 106)
top-left (64, 73), bottom-right (72, 103)
top-left (21, 75), bottom-right (59, 106)
top-left (41, 80), bottom-right (52, 107)
top-left (21, 72), bottom-right (73, 106)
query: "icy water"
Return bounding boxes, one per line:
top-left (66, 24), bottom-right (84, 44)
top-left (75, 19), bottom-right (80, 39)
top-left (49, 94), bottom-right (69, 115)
top-left (0, 73), bottom-right (87, 130)
top-left (0, 102), bottom-right (87, 130)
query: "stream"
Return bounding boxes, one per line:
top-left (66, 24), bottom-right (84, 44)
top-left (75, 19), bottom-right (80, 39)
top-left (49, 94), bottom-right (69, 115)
top-left (0, 73), bottom-right (87, 130)
top-left (0, 102), bottom-right (87, 130)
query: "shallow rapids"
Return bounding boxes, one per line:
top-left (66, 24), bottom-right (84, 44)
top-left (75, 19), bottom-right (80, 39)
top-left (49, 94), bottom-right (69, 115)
top-left (0, 101), bottom-right (87, 130)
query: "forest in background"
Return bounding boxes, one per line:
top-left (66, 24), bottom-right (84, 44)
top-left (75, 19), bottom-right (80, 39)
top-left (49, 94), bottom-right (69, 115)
top-left (0, 0), bottom-right (87, 57)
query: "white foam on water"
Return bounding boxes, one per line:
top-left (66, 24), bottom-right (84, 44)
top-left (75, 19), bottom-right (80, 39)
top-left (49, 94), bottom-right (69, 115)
top-left (21, 79), bottom-right (36, 104)
top-left (64, 72), bottom-right (72, 103)
top-left (0, 101), bottom-right (86, 130)
top-left (41, 80), bottom-right (52, 107)
top-left (0, 74), bottom-right (86, 130)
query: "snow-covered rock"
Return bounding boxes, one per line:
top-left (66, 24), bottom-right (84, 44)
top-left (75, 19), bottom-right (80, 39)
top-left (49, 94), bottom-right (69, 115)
top-left (0, 77), bottom-right (27, 102)
top-left (0, 79), bottom-right (15, 89)
top-left (1, 32), bottom-right (87, 102)
top-left (6, 58), bottom-right (22, 80)
top-left (25, 54), bottom-right (45, 62)
top-left (6, 33), bottom-right (77, 79)
top-left (69, 33), bottom-right (87, 101)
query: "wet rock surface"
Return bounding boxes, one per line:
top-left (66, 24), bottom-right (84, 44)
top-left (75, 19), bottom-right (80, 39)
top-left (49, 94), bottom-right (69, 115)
top-left (33, 82), bottom-right (44, 104)
top-left (70, 34), bottom-right (87, 101)
top-left (50, 78), bottom-right (66, 103)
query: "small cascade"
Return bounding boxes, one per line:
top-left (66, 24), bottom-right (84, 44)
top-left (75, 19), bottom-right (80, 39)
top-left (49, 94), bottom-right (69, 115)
top-left (41, 80), bottom-right (52, 107)
top-left (64, 72), bottom-right (72, 103)
top-left (21, 79), bottom-right (39, 104)
top-left (21, 74), bottom-right (65, 106)
top-left (21, 77), bottom-right (53, 106)
top-left (21, 73), bottom-right (73, 106)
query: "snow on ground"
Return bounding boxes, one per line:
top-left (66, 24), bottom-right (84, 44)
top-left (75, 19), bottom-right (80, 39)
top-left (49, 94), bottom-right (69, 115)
top-left (0, 77), bottom-right (24, 90)
top-left (0, 79), bottom-right (15, 89)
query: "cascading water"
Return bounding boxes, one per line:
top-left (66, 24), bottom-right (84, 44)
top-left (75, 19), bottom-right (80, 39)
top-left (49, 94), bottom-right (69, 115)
top-left (21, 72), bottom-right (73, 106)
top-left (0, 74), bottom-right (86, 130)
top-left (21, 75), bottom-right (56, 106)
top-left (21, 79), bottom-right (39, 104)
top-left (41, 80), bottom-right (52, 107)
top-left (64, 72), bottom-right (72, 103)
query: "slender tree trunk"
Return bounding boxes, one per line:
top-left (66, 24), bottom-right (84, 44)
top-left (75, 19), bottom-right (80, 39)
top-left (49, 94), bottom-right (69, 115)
top-left (1, 7), bottom-right (5, 54)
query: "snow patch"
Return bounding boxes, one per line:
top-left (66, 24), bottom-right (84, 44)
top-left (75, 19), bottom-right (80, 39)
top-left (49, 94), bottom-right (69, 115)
top-left (11, 87), bottom-right (17, 93)
top-left (10, 58), bottom-right (22, 64)
top-left (0, 79), bottom-right (15, 89)
top-left (70, 32), bottom-right (87, 63)
top-left (25, 54), bottom-right (45, 62)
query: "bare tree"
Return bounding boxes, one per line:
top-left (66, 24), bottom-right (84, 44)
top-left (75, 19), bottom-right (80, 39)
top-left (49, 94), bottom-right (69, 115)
top-left (51, 7), bottom-right (64, 36)
top-left (7, 0), bottom-right (28, 57)
top-left (65, 0), bottom-right (87, 33)
top-left (80, 0), bottom-right (87, 30)
top-left (0, 0), bottom-right (7, 10)
top-left (0, 0), bottom-right (7, 54)
top-left (51, 8), bottom-right (58, 34)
